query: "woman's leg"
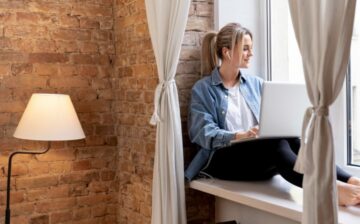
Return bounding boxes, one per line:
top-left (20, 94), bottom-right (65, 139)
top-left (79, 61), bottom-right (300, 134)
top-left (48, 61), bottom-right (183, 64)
top-left (270, 139), bottom-right (303, 187)
top-left (202, 138), bottom-right (339, 184)
top-left (275, 138), bottom-right (352, 184)
top-left (203, 138), bottom-right (360, 206)
top-left (201, 139), bottom-right (279, 181)
top-left (274, 138), bottom-right (360, 206)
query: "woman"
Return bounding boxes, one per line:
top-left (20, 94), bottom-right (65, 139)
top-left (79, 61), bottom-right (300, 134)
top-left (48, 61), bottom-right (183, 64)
top-left (185, 22), bottom-right (360, 206)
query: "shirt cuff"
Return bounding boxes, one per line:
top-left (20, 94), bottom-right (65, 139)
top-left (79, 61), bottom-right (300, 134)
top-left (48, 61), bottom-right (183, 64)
top-left (223, 132), bottom-right (236, 146)
top-left (213, 131), bottom-right (236, 148)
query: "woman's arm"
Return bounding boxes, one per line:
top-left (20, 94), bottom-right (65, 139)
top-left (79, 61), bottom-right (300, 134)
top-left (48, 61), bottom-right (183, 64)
top-left (188, 84), bottom-right (235, 150)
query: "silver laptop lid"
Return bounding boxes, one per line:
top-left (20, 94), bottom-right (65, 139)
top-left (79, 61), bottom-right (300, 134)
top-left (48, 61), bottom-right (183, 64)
top-left (258, 82), bottom-right (311, 138)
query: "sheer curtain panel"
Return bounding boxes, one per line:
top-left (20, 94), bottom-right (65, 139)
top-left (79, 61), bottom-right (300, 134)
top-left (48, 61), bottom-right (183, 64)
top-left (145, 0), bottom-right (190, 223)
top-left (288, 0), bottom-right (356, 223)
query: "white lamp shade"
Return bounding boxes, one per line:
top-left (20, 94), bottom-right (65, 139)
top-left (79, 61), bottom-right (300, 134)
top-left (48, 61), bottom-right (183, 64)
top-left (13, 93), bottom-right (85, 141)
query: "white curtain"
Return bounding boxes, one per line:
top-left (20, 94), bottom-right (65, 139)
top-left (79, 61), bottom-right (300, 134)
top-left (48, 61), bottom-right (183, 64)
top-left (145, 0), bottom-right (190, 224)
top-left (288, 0), bottom-right (356, 223)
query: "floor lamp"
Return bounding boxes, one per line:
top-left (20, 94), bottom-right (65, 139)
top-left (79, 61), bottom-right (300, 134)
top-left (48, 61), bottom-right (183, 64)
top-left (5, 93), bottom-right (85, 224)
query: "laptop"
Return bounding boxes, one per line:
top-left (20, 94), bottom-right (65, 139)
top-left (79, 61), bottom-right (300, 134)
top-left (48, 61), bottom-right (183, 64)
top-left (230, 82), bottom-right (311, 144)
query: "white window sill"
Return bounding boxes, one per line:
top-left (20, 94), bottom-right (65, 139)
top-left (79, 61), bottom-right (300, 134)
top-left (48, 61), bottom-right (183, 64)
top-left (189, 175), bottom-right (360, 224)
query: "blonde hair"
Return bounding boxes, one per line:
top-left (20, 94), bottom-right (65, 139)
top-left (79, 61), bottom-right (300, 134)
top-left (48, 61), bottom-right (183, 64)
top-left (201, 23), bottom-right (253, 75)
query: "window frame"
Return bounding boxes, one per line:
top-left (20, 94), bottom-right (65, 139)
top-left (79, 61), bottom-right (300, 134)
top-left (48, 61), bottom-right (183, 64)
top-left (346, 60), bottom-right (360, 169)
top-left (215, 0), bottom-right (360, 176)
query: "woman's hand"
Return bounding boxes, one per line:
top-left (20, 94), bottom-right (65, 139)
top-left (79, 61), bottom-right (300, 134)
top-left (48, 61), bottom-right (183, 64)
top-left (234, 126), bottom-right (259, 140)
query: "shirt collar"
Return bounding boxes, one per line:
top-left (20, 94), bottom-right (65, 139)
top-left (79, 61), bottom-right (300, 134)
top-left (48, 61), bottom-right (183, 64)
top-left (210, 67), bottom-right (247, 86)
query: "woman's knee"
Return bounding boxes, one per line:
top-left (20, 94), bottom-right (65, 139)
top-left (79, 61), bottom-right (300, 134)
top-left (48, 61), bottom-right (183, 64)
top-left (271, 139), bottom-right (298, 161)
top-left (272, 139), bottom-right (290, 152)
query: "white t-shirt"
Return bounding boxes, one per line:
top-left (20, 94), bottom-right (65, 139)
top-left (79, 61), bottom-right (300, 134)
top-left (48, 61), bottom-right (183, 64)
top-left (225, 82), bottom-right (258, 132)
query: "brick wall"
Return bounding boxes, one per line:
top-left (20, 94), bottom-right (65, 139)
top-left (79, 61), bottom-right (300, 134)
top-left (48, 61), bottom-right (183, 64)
top-left (113, 0), bottom-right (155, 223)
top-left (0, 0), bottom-right (214, 223)
top-left (114, 0), bottom-right (214, 223)
top-left (0, 1), bottom-right (118, 223)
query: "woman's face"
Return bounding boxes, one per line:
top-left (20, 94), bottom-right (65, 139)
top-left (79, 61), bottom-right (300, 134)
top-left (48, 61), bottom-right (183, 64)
top-left (239, 34), bottom-right (253, 68)
top-left (226, 34), bottom-right (253, 68)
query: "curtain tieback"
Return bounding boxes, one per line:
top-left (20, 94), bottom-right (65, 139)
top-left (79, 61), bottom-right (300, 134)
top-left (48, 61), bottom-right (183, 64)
top-left (149, 79), bottom-right (176, 125)
top-left (304, 106), bottom-right (329, 144)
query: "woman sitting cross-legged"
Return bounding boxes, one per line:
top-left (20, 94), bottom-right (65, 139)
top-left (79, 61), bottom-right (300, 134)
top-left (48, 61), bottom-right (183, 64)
top-left (185, 22), bottom-right (360, 206)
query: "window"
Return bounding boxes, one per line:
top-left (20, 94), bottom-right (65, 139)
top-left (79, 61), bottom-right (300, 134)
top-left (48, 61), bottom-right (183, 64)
top-left (268, 0), bottom-right (304, 83)
top-left (269, 0), bottom-right (360, 171)
top-left (215, 0), bottom-right (360, 174)
top-left (349, 5), bottom-right (360, 166)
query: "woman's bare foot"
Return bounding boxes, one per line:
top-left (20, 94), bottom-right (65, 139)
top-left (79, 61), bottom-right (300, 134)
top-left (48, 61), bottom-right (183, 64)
top-left (337, 181), bottom-right (360, 206)
top-left (347, 176), bottom-right (360, 186)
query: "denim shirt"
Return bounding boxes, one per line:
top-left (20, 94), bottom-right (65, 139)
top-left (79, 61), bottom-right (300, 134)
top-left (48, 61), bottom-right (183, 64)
top-left (185, 68), bottom-right (263, 180)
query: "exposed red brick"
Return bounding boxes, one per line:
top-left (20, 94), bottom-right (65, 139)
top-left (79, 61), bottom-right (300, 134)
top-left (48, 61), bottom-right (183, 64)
top-left (12, 203), bottom-right (35, 216)
top-left (27, 161), bottom-right (50, 175)
top-left (73, 160), bottom-right (92, 171)
top-left (10, 38), bottom-right (34, 52)
top-left (80, 18), bottom-right (100, 29)
top-left (50, 211), bottom-right (72, 224)
top-left (0, 52), bottom-right (28, 63)
top-left (36, 149), bottom-right (76, 162)
top-left (0, 191), bottom-right (24, 205)
top-left (9, 216), bottom-right (29, 224)
top-left (0, 2), bottom-right (117, 222)
top-left (16, 12), bottom-right (39, 24)
top-left (48, 185), bottom-right (70, 199)
top-left (30, 215), bottom-right (49, 224)
top-left (0, 88), bottom-right (13, 102)
top-left (29, 53), bottom-right (69, 63)
top-left (60, 171), bottom-right (99, 184)
top-left (0, 101), bottom-right (25, 113)
top-left (2, 76), bottom-right (48, 88)
top-left (77, 194), bottom-right (110, 207)
top-left (33, 64), bottom-right (58, 76)
top-left (11, 63), bottom-right (33, 76)
top-left (73, 207), bottom-right (91, 220)
top-left (10, 163), bottom-right (28, 176)
top-left (52, 29), bottom-right (91, 41)
top-left (100, 19), bottom-right (113, 30)
top-left (0, 1), bottom-right (214, 224)
top-left (27, 188), bottom-right (48, 202)
top-left (0, 12), bottom-right (16, 24)
top-left (59, 14), bottom-right (80, 28)
top-left (7, 25), bottom-right (49, 38)
top-left (16, 176), bottom-right (58, 189)
top-left (72, 5), bottom-right (113, 17)
top-left (79, 42), bottom-right (99, 53)
top-left (92, 205), bottom-right (106, 217)
top-left (49, 77), bottom-right (90, 88)
top-left (101, 170), bottom-right (115, 181)
top-left (35, 198), bottom-right (76, 213)
top-left (71, 54), bottom-right (95, 64)
top-left (49, 162), bottom-right (72, 174)
top-left (92, 30), bottom-right (112, 42)
top-left (55, 40), bottom-right (79, 53)
top-left (33, 39), bottom-right (57, 53)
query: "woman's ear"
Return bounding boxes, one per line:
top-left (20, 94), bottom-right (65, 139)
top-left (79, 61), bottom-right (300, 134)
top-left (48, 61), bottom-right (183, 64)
top-left (226, 51), bottom-right (231, 59)
top-left (222, 47), bottom-right (231, 60)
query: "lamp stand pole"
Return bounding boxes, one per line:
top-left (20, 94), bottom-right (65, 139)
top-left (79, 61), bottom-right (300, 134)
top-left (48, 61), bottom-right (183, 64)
top-left (5, 142), bottom-right (51, 224)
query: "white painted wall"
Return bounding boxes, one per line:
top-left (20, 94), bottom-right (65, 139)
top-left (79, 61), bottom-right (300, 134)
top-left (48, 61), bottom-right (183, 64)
top-left (214, 0), bottom-right (268, 79)
top-left (216, 198), bottom-right (300, 224)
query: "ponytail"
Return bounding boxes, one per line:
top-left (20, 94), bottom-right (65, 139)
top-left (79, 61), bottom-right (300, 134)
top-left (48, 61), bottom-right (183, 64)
top-left (201, 32), bottom-right (218, 76)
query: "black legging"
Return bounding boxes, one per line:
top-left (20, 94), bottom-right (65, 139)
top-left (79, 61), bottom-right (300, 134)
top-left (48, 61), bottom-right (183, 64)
top-left (201, 138), bottom-right (351, 187)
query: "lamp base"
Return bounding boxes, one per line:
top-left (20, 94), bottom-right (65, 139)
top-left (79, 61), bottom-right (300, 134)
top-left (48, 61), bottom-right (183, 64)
top-left (5, 142), bottom-right (51, 224)
top-left (5, 208), bottom-right (10, 224)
